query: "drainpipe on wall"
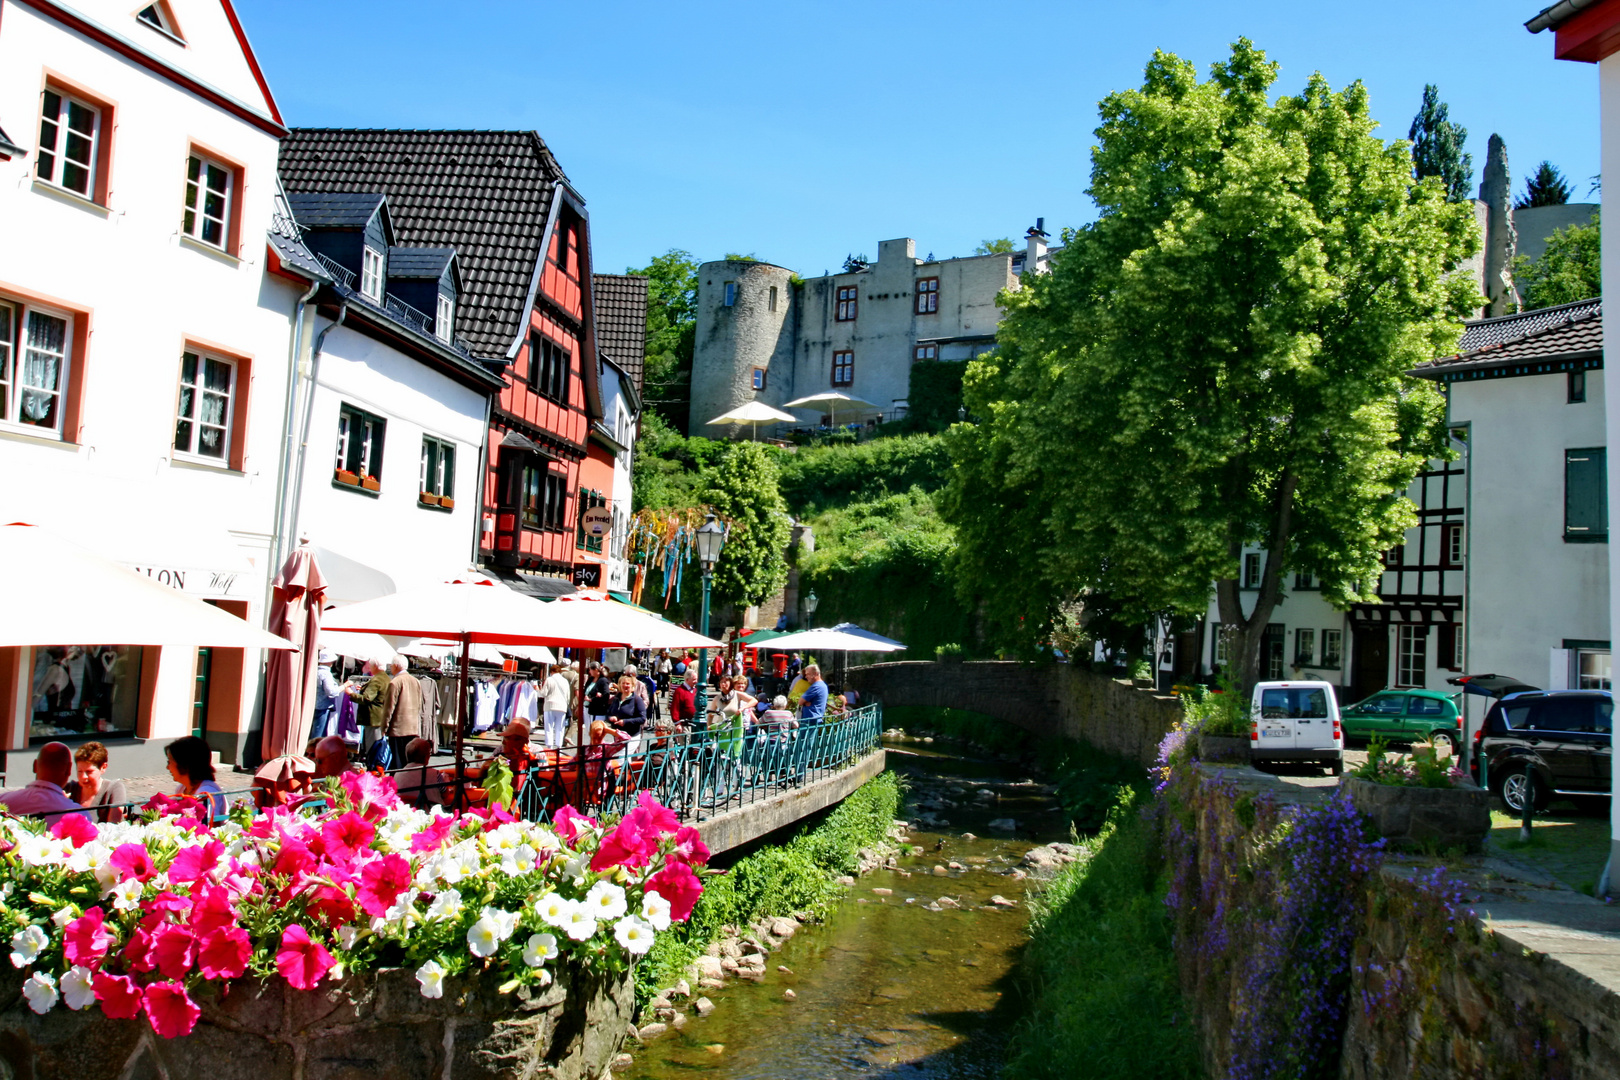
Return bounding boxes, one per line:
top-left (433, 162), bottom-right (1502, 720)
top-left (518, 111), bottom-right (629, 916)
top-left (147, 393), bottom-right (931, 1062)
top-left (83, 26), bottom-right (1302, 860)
top-left (285, 304), bottom-right (347, 561)
top-left (473, 392), bottom-right (493, 568)
top-left (270, 277), bottom-right (320, 583)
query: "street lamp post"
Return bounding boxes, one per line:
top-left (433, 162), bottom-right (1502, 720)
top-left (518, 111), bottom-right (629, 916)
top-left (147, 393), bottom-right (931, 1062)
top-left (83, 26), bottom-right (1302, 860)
top-left (693, 514), bottom-right (726, 721)
top-left (803, 589), bottom-right (819, 625)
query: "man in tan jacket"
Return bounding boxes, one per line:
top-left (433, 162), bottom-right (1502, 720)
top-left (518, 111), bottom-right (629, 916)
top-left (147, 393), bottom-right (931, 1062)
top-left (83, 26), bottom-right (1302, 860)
top-left (383, 657), bottom-right (422, 768)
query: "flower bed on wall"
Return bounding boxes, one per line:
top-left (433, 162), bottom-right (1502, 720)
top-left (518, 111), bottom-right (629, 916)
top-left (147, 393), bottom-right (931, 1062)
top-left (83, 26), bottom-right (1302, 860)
top-left (0, 774), bottom-right (706, 1044)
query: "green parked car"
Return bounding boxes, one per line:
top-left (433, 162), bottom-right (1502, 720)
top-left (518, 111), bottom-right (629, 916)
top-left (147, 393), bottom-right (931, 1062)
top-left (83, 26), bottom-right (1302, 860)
top-left (1340, 689), bottom-right (1464, 754)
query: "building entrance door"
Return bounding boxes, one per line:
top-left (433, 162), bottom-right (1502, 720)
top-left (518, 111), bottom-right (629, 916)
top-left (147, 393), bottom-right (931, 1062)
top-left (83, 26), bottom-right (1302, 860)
top-left (1351, 623), bottom-right (1389, 702)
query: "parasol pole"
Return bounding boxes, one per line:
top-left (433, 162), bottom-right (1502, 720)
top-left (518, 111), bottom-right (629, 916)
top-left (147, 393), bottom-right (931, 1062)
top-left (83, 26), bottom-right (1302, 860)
top-left (456, 632), bottom-right (469, 805)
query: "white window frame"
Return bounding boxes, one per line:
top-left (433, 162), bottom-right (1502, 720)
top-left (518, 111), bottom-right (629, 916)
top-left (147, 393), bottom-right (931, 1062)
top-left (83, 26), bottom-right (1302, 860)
top-left (1445, 523), bottom-right (1464, 565)
top-left (916, 277), bottom-right (939, 314)
top-left (832, 350), bottom-right (854, 386)
top-left (1295, 628), bottom-right (1315, 667)
top-left (361, 247), bottom-right (385, 303)
top-left (1320, 629), bottom-right (1343, 669)
top-left (419, 435), bottom-right (455, 498)
top-left (1211, 623), bottom-right (1229, 667)
top-left (1243, 552), bottom-right (1262, 588)
top-left (914, 344), bottom-right (937, 362)
top-left (436, 293), bottom-right (455, 343)
top-left (1395, 624), bottom-right (1427, 688)
top-left (36, 88), bottom-right (100, 199)
top-left (1577, 648), bottom-right (1611, 690)
top-left (172, 350), bottom-right (235, 463)
top-left (335, 403), bottom-right (386, 481)
top-left (182, 152), bottom-right (233, 250)
top-left (0, 298), bottom-right (73, 439)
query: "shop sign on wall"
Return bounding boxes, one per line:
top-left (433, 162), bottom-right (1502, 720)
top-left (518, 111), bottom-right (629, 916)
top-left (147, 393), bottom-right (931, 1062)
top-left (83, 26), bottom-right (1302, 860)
top-left (125, 564), bottom-right (246, 600)
top-left (582, 507), bottom-right (613, 538)
top-left (571, 563), bottom-right (602, 588)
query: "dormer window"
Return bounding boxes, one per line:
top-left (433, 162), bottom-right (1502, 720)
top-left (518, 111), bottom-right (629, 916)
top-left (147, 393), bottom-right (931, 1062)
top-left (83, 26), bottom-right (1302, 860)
top-left (436, 294), bottom-right (454, 343)
top-left (137, 3), bottom-right (184, 43)
top-left (361, 247), bottom-right (384, 303)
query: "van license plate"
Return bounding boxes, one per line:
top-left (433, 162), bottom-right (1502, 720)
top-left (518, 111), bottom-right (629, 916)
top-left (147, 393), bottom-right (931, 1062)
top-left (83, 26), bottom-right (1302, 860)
top-left (1261, 726), bottom-right (1289, 738)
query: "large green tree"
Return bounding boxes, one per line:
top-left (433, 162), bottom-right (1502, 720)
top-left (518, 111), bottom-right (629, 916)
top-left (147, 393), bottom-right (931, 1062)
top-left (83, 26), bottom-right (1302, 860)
top-left (942, 41), bottom-right (1480, 689)
top-left (1409, 84), bottom-right (1473, 202)
top-left (1516, 160), bottom-right (1573, 208)
top-left (1515, 212), bottom-right (1601, 309)
top-left (701, 442), bottom-right (792, 607)
top-left (626, 249), bottom-right (699, 427)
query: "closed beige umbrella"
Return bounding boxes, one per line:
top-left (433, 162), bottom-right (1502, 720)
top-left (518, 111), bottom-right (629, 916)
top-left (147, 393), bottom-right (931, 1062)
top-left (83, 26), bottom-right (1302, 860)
top-left (705, 400), bottom-right (798, 440)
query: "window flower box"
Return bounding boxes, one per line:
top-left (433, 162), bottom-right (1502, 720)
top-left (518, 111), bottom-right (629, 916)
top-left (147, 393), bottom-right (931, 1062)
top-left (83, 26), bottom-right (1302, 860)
top-left (439, 496), bottom-right (454, 510)
top-left (334, 469), bottom-right (359, 486)
top-left (419, 492), bottom-right (441, 506)
top-left (361, 475), bottom-right (381, 492)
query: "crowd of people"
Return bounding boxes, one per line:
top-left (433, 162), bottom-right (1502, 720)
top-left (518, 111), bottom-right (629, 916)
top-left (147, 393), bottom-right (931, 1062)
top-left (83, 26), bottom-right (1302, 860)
top-left (0, 643), bottom-right (867, 825)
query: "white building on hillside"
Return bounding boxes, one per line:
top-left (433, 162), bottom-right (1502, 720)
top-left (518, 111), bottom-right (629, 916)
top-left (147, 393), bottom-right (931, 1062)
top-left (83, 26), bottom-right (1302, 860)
top-left (0, 0), bottom-right (293, 775)
top-left (690, 224), bottom-right (1055, 437)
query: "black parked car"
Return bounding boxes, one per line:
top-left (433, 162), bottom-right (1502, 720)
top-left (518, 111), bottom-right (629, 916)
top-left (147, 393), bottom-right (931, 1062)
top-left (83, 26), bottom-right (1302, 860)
top-left (1469, 690), bottom-right (1612, 812)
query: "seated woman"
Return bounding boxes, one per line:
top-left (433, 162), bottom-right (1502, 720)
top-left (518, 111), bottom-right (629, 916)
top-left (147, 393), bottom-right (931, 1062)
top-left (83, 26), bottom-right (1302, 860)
top-left (166, 735), bottom-right (227, 819)
top-left (393, 737), bottom-right (447, 806)
top-left (757, 696), bottom-right (798, 737)
top-left (607, 675), bottom-right (648, 750)
top-left (64, 741), bottom-right (128, 823)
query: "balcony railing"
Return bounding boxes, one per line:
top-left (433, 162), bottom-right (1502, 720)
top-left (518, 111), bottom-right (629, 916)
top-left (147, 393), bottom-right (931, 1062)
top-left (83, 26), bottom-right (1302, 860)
top-left (312, 252), bottom-right (474, 361)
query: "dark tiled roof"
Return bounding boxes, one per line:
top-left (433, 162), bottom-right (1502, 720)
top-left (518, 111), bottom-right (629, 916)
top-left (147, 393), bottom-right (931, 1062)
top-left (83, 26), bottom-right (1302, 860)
top-left (1454, 297), bottom-right (1601, 352)
top-left (279, 130), bottom-right (566, 359)
top-left (284, 191), bottom-right (386, 229)
top-left (592, 273), bottom-right (648, 389)
top-left (388, 247), bottom-right (456, 279)
top-left (1413, 302), bottom-right (1602, 379)
top-left (267, 229), bottom-right (331, 282)
top-left (0, 124), bottom-right (22, 156)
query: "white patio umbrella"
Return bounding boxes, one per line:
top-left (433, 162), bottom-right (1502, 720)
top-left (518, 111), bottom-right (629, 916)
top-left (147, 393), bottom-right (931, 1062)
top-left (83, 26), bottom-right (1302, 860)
top-left (319, 630), bottom-right (397, 665)
top-left (551, 593), bottom-right (726, 650)
top-left (760, 626), bottom-right (906, 653)
top-left (0, 523), bottom-right (292, 650)
top-left (705, 400), bottom-right (799, 440)
top-left (781, 390), bottom-right (880, 430)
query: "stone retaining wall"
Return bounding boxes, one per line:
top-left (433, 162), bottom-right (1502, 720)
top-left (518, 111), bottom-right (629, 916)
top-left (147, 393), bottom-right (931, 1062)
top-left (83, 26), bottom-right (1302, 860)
top-left (0, 963), bottom-right (633, 1080)
top-left (845, 661), bottom-right (1180, 767)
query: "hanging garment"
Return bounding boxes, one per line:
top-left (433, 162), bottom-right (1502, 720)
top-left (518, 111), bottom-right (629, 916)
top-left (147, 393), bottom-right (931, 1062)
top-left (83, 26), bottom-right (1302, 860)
top-left (335, 695), bottom-right (361, 744)
top-left (417, 674), bottom-right (439, 733)
top-left (472, 681), bottom-right (499, 733)
top-left (514, 681), bottom-right (540, 724)
top-left (437, 677), bottom-right (460, 729)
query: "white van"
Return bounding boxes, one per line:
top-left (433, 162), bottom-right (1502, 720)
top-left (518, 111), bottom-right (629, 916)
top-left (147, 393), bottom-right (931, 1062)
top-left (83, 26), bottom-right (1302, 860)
top-left (1249, 680), bottom-right (1344, 776)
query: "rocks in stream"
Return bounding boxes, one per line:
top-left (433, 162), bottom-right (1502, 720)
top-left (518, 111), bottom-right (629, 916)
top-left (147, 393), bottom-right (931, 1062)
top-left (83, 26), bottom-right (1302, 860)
top-left (1020, 842), bottom-right (1082, 878)
top-left (694, 997), bottom-right (715, 1017)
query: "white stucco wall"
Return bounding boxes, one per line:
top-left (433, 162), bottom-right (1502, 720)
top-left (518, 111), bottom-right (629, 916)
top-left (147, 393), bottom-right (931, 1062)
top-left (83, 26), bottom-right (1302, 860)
top-left (289, 319), bottom-right (487, 595)
top-left (0, 0), bottom-right (292, 762)
top-left (1599, 49), bottom-right (1620, 874)
top-left (1452, 370), bottom-right (1608, 692)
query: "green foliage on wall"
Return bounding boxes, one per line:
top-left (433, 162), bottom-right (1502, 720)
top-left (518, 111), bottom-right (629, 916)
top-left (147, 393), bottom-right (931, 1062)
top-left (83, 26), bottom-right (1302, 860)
top-left (630, 411), bottom-right (727, 513)
top-left (797, 489), bottom-right (976, 656)
top-left (906, 360), bottom-right (970, 432)
top-left (776, 434), bottom-right (950, 513)
top-left (1515, 212), bottom-right (1600, 311)
top-left (702, 442), bottom-right (792, 607)
top-left (626, 249), bottom-right (699, 427)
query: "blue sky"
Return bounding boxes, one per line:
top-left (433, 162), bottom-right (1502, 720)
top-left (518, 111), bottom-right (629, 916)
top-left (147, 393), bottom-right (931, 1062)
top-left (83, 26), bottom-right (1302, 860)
top-left (237, 0), bottom-right (1598, 276)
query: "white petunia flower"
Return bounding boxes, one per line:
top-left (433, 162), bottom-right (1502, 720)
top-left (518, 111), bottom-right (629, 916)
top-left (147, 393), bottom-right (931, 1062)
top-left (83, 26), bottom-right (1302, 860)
top-left (66, 840), bottom-right (111, 877)
top-left (640, 891), bottom-right (673, 932)
top-left (562, 905), bottom-right (598, 942)
top-left (415, 959), bottom-right (446, 999)
top-left (51, 906), bottom-right (76, 929)
top-left (614, 915), bottom-right (656, 956)
top-left (481, 906), bottom-right (520, 943)
top-left (522, 932), bottom-right (558, 968)
top-left (16, 835), bottom-right (59, 869)
top-left (60, 966), bottom-right (95, 1011)
top-left (109, 879), bottom-right (144, 913)
top-left (425, 888), bottom-right (464, 923)
top-left (466, 915), bottom-right (502, 958)
top-left (384, 888), bottom-right (421, 924)
top-left (585, 880), bottom-right (628, 921)
top-left (10, 925), bottom-right (48, 968)
top-left (534, 892), bottom-right (570, 928)
top-left (562, 852), bottom-right (589, 888)
top-left (335, 925), bottom-right (361, 950)
top-left (22, 971), bottom-right (57, 1014)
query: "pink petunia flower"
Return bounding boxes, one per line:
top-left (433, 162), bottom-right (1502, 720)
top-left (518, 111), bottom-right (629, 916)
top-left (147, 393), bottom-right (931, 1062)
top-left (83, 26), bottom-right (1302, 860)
top-left (306, 885), bottom-right (358, 928)
top-left (110, 843), bottom-right (158, 882)
top-left (319, 811), bottom-right (376, 862)
top-left (275, 925), bottom-right (334, 990)
top-left (143, 980), bottom-right (202, 1038)
top-left (670, 826), bottom-right (711, 867)
top-left (51, 812), bottom-right (98, 848)
top-left (340, 771), bottom-right (401, 818)
top-left (273, 839), bottom-right (316, 880)
top-left (188, 885), bottom-right (239, 938)
top-left (63, 907), bottom-right (115, 968)
top-left (150, 923), bottom-right (197, 981)
top-left (409, 815), bottom-right (456, 854)
top-left (355, 853), bottom-right (410, 918)
top-left (636, 791), bottom-right (682, 835)
top-left (197, 927), bottom-right (251, 980)
top-left (552, 805), bottom-right (596, 843)
top-left (122, 923), bottom-right (157, 973)
top-left (590, 815), bottom-right (656, 872)
top-left (92, 971), bottom-right (142, 1020)
top-left (148, 891), bottom-right (191, 917)
top-left (167, 840), bottom-right (226, 885)
top-left (646, 862), bottom-right (703, 922)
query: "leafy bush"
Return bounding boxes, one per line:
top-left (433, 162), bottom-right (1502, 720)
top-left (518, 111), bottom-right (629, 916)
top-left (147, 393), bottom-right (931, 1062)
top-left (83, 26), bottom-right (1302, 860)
top-left (775, 434), bottom-right (950, 514)
top-left (1005, 789), bottom-right (1201, 1079)
top-left (634, 772), bottom-right (900, 1007)
top-left (631, 411), bottom-right (728, 513)
top-left (1353, 735), bottom-right (1463, 788)
top-left (1180, 673), bottom-right (1249, 738)
top-left (935, 643), bottom-right (964, 662)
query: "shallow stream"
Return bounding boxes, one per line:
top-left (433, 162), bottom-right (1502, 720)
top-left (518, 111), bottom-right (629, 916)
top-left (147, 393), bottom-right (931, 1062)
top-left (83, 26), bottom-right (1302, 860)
top-left (625, 741), bottom-right (1069, 1079)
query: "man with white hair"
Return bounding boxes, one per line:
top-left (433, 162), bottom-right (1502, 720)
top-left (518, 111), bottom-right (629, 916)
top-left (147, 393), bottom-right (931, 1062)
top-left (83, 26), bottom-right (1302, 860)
top-left (541, 663), bottom-right (572, 749)
top-left (383, 655), bottom-right (422, 768)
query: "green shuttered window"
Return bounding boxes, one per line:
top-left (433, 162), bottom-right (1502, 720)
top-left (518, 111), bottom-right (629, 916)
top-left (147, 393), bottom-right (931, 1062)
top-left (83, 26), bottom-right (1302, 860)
top-left (1565, 448), bottom-right (1608, 542)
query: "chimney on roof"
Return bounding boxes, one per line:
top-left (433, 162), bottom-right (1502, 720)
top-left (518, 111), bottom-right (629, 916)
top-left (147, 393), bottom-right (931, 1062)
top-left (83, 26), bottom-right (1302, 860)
top-left (1023, 218), bottom-right (1049, 277)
